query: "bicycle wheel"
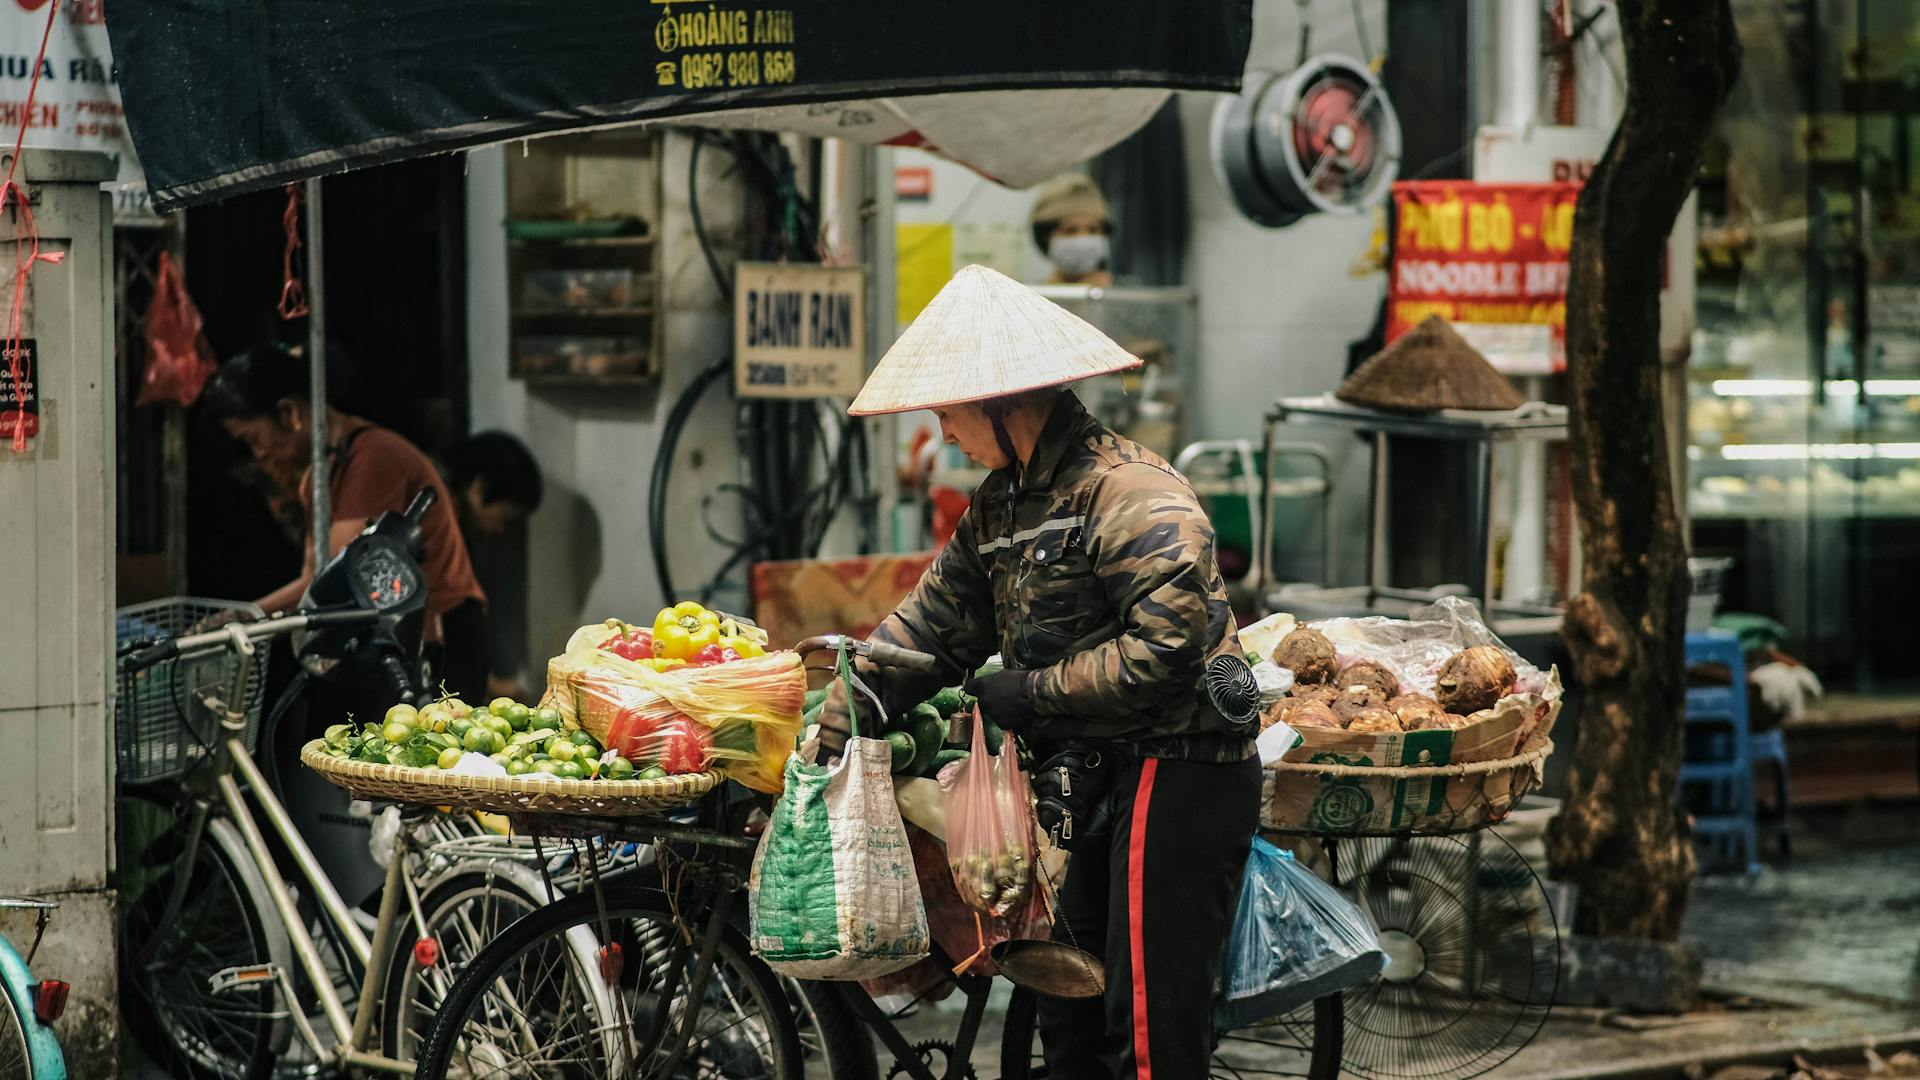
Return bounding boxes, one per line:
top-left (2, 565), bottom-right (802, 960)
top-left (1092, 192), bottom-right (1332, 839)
top-left (380, 859), bottom-right (556, 1062)
top-left (999, 987), bottom-right (1344, 1080)
top-left (414, 888), bottom-right (803, 1080)
top-left (0, 974), bottom-right (32, 1080)
top-left (118, 800), bottom-right (291, 1080)
top-left (788, 979), bottom-right (876, 1080)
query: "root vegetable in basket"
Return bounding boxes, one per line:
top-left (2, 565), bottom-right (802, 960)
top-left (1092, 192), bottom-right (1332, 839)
top-left (1337, 660), bottom-right (1400, 699)
top-left (1389, 693), bottom-right (1451, 731)
top-left (1280, 699), bottom-right (1340, 729)
top-left (1272, 628), bottom-right (1337, 685)
top-left (1434, 646), bottom-right (1518, 714)
top-left (1290, 684), bottom-right (1341, 707)
top-left (1345, 706), bottom-right (1403, 733)
top-left (1331, 684), bottom-right (1387, 722)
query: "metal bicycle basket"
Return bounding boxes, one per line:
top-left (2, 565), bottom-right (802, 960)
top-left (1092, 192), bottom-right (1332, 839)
top-left (115, 597), bottom-right (268, 785)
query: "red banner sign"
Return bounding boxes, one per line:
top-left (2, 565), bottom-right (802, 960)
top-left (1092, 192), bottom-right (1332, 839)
top-left (1388, 180), bottom-right (1581, 373)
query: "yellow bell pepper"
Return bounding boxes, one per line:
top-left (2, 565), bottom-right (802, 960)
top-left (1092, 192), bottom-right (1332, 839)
top-left (652, 603), bottom-right (721, 661)
top-left (720, 634), bottom-right (765, 659)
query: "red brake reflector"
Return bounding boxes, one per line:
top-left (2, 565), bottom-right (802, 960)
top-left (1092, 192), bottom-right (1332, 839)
top-left (414, 938), bottom-right (440, 968)
top-left (34, 980), bottom-right (68, 1024)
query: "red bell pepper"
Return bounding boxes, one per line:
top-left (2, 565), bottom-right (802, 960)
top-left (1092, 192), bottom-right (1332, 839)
top-left (655, 716), bottom-right (713, 775)
top-left (600, 623), bottom-right (654, 662)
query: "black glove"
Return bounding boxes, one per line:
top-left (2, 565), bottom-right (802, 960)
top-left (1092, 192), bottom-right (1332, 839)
top-left (965, 668), bottom-right (1036, 732)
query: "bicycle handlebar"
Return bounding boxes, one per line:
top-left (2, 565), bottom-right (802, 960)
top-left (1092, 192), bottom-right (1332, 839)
top-left (121, 609), bottom-right (382, 673)
top-left (793, 635), bottom-right (940, 673)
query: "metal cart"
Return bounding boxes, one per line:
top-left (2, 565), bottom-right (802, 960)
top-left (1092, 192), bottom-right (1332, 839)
top-left (1257, 395), bottom-right (1570, 638)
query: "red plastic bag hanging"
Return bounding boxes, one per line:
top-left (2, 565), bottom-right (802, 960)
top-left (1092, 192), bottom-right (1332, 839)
top-left (942, 707), bottom-right (1037, 918)
top-left (137, 252), bottom-right (219, 408)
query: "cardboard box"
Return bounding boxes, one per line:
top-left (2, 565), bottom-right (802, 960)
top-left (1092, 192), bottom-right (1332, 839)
top-left (749, 553), bottom-right (937, 650)
top-left (1263, 673), bottom-right (1561, 834)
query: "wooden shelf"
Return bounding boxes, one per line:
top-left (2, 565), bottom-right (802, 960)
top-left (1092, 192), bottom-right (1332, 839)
top-left (518, 372), bottom-right (657, 389)
top-left (511, 307), bottom-right (655, 320)
top-left (508, 234), bottom-right (654, 248)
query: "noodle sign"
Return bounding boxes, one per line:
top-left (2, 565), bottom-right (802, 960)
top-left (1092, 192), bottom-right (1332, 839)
top-left (735, 262), bottom-right (866, 399)
top-left (1388, 181), bottom-right (1582, 374)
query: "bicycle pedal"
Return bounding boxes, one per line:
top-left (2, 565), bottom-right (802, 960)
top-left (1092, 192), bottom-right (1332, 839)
top-left (209, 963), bottom-right (282, 996)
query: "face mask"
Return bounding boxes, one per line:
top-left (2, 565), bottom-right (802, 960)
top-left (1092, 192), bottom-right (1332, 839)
top-left (1048, 233), bottom-right (1109, 278)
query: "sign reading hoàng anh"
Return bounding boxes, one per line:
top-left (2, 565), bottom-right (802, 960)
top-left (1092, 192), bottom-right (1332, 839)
top-left (734, 263), bottom-right (866, 399)
top-left (1388, 181), bottom-right (1582, 375)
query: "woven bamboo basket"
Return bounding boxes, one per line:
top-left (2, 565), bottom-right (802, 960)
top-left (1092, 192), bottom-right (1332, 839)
top-left (300, 740), bottom-right (718, 816)
top-left (1262, 739), bottom-right (1553, 837)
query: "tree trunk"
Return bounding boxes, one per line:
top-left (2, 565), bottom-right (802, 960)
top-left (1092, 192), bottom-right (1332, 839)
top-left (1546, 0), bottom-right (1741, 939)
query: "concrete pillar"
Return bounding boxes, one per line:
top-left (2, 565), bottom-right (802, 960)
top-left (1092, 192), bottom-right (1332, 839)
top-left (0, 147), bottom-right (118, 1077)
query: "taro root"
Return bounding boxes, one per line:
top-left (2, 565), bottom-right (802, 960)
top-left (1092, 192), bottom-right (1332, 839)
top-left (1389, 693), bottom-right (1449, 731)
top-left (1291, 684), bottom-right (1342, 707)
top-left (1412, 709), bottom-right (1475, 731)
top-left (1272, 628), bottom-right (1337, 685)
top-left (1281, 700), bottom-right (1341, 730)
top-left (1434, 646), bottom-right (1518, 714)
top-left (1331, 684), bottom-right (1388, 722)
top-left (1258, 698), bottom-right (1293, 731)
top-left (1337, 660), bottom-right (1401, 700)
top-left (1345, 706), bottom-right (1403, 734)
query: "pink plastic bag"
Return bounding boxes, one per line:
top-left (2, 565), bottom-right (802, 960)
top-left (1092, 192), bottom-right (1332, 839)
top-left (137, 252), bottom-right (219, 408)
top-left (942, 708), bottom-right (1038, 922)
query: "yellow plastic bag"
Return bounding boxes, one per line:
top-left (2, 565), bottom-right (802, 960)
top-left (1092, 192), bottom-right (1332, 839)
top-left (542, 625), bottom-right (805, 793)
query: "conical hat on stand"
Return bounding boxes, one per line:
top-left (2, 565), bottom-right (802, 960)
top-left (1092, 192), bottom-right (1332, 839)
top-left (1335, 315), bottom-right (1526, 413)
top-left (848, 264), bottom-right (1141, 416)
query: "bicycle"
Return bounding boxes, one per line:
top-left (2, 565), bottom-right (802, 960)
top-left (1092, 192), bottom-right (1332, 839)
top-left (116, 489), bottom-right (604, 1079)
top-left (0, 897), bottom-right (68, 1080)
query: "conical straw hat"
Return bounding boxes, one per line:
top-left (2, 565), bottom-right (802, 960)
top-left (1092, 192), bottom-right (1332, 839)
top-left (1335, 315), bottom-right (1525, 413)
top-left (848, 265), bottom-right (1141, 416)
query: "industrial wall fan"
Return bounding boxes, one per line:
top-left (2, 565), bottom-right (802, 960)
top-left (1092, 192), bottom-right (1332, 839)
top-left (1211, 55), bottom-right (1402, 228)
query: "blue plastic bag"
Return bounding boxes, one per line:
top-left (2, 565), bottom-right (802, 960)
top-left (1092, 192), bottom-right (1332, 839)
top-left (1215, 837), bottom-right (1386, 1030)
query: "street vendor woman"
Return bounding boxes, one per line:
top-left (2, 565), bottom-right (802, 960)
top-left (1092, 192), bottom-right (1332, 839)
top-left (205, 341), bottom-right (488, 699)
top-left (822, 264), bottom-right (1259, 1080)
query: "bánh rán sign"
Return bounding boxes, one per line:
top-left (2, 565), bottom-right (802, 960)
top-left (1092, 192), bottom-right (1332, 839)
top-left (734, 263), bottom-right (866, 400)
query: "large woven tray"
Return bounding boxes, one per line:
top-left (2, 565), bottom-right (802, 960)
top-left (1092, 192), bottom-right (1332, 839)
top-left (301, 740), bottom-right (718, 816)
top-left (1263, 740), bottom-right (1553, 837)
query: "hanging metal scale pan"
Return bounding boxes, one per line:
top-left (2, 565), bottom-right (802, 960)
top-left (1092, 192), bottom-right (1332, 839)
top-left (1209, 55), bottom-right (1402, 228)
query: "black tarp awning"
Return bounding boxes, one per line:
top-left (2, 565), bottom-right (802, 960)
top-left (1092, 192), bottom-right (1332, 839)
top-left (107, 1), bottom-right (1252, 211)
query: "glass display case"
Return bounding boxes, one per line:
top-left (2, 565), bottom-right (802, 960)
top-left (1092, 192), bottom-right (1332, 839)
top-left (1690, 0), bottom-right (1920, 693)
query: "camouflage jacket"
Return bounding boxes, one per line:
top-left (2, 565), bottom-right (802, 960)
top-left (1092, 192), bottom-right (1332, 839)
top-left (873, 395), bottom-right (1253, 762)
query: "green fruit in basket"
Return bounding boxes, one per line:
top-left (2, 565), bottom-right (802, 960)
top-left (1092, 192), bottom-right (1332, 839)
top-left (533, 760), bottom-right (561, 775)
top-left (444, 697), bottom-right (471, 716)
top-left (884, 730), bottom-right (917, 773)
top-left (384, 703), bottom-right (418, 726)
top-left (547, 739), bottom-right (579, 763)
top-left (436, 747), bottom-right (465, 770)
top-left (323, 724), bottom-right (352, 748)
top-left (553, 760), bottom-right (587, 781)
top-left (636, 765), bottom-right (668, 781)
top-left (482, 715), bottom-right (514, 740)
top-left (506, 757), bottom-right (533, 777)
top-left (603, 756), bottom-right (636, 780)
top-left (502, 703), bottom-right (531, 730)
top-left (462, 727), bottom-right (495, 753)
top-left (353, 735), bottom-right (390, 762)
top-left (422, 732), bottom-right (459, 753)
top-left (490, 696), bottom-right (516, 714)
top-left (568, 729), bottom-right (597, 748)
top-left (449, 715), bottom-right (476, 739)
top-left (390, 741), bottom-right (441, 769)
top-left (531, 708), bottom-right (562, 732)
top-left (381, 718), bottom-right (416, 744)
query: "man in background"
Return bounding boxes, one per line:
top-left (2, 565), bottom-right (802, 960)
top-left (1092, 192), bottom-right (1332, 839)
top-left (446, 431), bottom-right (544, 700)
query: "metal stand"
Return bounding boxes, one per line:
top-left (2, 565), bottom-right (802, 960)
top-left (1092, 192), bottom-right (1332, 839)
top-left (1258, 395), bottom-right (1570, 638)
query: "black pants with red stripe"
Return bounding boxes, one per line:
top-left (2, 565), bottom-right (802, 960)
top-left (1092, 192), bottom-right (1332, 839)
top-left (1036, 753), bottom-right (1263, 1080)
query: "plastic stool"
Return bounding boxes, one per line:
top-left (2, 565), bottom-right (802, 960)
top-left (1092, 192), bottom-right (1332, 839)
top-left (1683, 631), bottom-right (1759, 874)
top-left (1749, 727), bottom-right (1791, 857)
top-left (1691, 814), bottom-right (1760, 875)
